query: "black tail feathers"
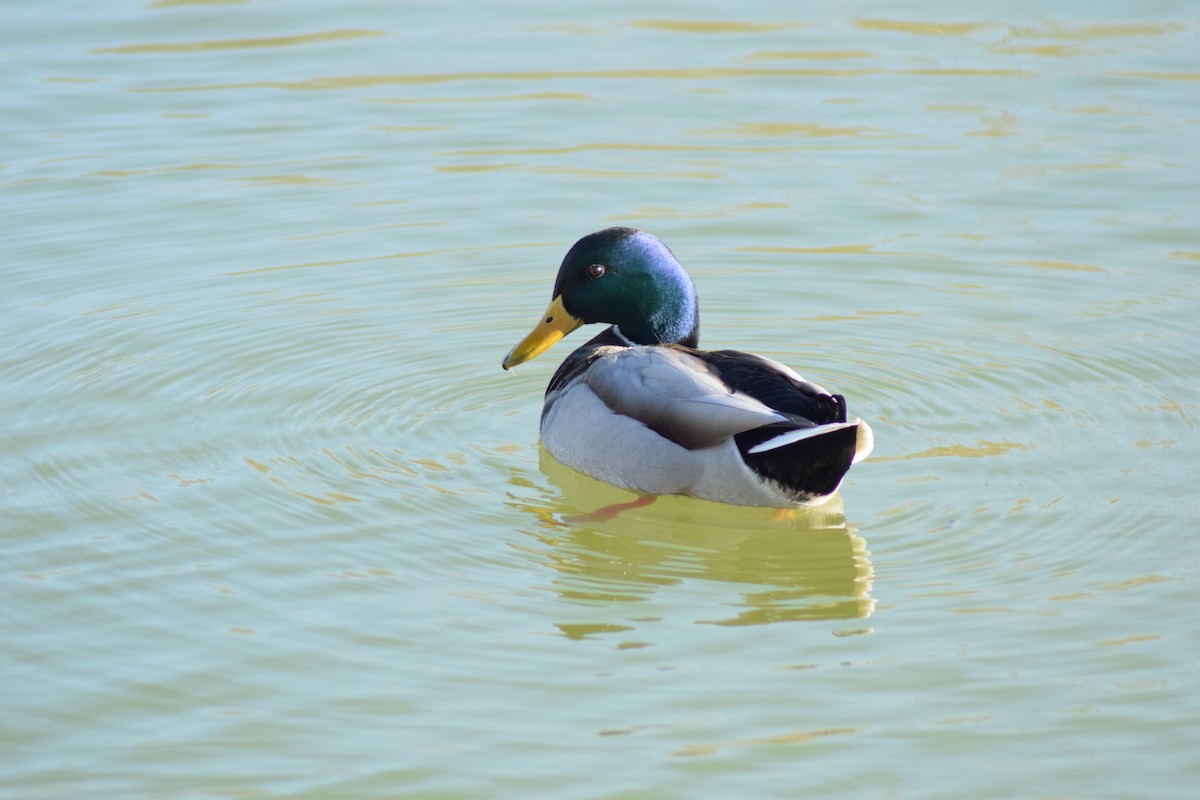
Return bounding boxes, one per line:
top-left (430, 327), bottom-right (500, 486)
top-left (734, 422), bottom-right (859, 502)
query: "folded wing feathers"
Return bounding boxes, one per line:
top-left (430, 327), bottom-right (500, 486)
top-left (585, 347), bottom-right (789, 450)
top-left (582, 346), bottom-right (876, 468)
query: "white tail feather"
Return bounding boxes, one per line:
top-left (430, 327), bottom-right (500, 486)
top-left (852, 419), bottom-right (875, 463)
top-left (747, 421), bottom-right (860, 455)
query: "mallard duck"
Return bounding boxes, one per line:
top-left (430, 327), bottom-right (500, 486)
top-left (502, 227), bottom-right (874, 507)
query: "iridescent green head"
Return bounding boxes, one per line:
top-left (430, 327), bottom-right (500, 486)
top-left (503, 228), bottom-right (700, 369)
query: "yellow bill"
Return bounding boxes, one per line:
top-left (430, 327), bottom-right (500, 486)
top-left (502, 295), bottom-right (583, 369)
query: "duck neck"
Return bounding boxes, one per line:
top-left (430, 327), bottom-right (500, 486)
top-left (619, 274), bottom-right (700, 347)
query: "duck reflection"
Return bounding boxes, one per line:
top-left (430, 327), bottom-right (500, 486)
top-left (509, 449), bottom-right (875, 627)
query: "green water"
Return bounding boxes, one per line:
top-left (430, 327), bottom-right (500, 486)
top-left (5, 2), bottom-right (1198, 797)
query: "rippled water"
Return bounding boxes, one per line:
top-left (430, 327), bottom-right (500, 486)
top-left (5, 2), bottom-right (1199, 797)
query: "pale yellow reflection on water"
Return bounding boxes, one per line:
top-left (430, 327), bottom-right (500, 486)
top-left (4, 2), bottom-right (1198, 798)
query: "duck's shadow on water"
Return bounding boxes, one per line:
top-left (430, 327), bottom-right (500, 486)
top-left (506, 448), bottom-right (875, 631)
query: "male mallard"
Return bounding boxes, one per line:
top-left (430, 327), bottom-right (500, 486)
top-left (502, 227), bottom-right (874, 507)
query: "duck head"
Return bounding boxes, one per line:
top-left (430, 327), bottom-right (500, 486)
top-left (502, 227), bottom-right (700, 369)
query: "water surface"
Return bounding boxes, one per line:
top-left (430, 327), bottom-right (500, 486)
top-left (4, 1), bottom-right (1198, 797)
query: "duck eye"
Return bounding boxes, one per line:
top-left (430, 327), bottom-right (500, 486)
top-left (585, 263), bottom-right (605, 280)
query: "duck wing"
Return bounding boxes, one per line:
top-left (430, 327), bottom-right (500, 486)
top-left (583, 346), bottom-right (790, 450)
top-left (691, 349), bottom-right (848, 425)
